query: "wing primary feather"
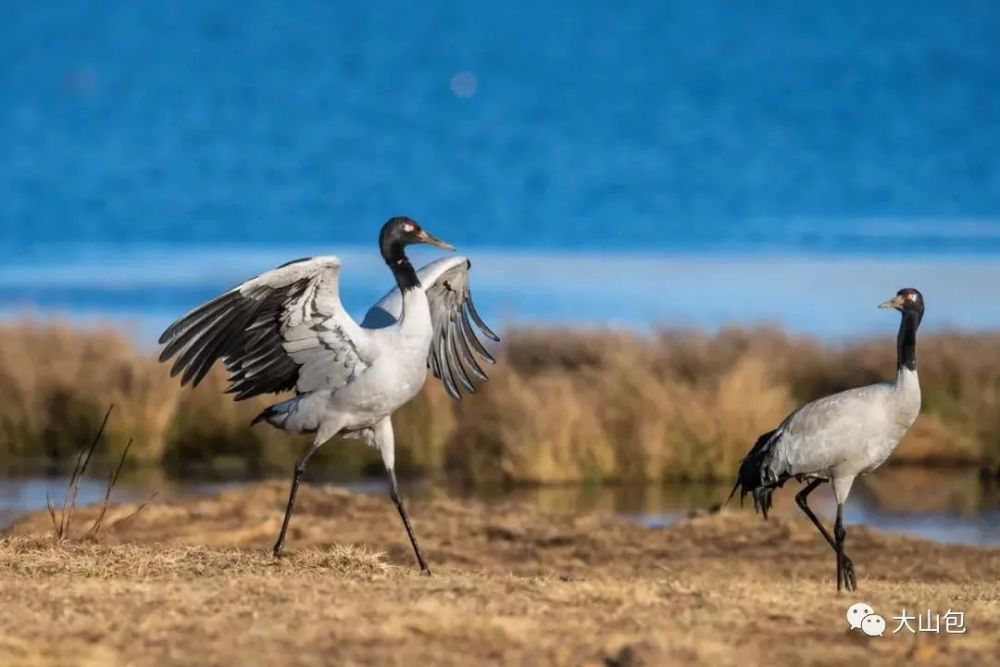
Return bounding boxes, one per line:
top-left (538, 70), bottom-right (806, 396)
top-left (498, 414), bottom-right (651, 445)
top-left (219, 285), bottom-right (311, 397)
top-left (235, 350), bottom-right (286, 381)
top-left (460, 307), bottom-right (496, 364)
top-left (446, 319), bottom-right (476, 393)
top-left (454, 318), bottom-right (489, 382)
top-left (169, 296), bottom-right (253, 378)
top-left (158, 290), bottom-right (238, 345)
top-left (465, 295), bottom-right (499, 342)
top-left (182, 304), bottom-right (257, 387)
top-left (174, 297), bottom-right (257, 384)
top-left (428, 339), bottom-right (444, 379)
top-left (237, 343), bottom-right (284, 371)
top-left (158, 293), bottom-right (241, 361)
top-left (228, 342), bottom-right (286, 382)
top-left (437, 334), bottom-right (460, 399)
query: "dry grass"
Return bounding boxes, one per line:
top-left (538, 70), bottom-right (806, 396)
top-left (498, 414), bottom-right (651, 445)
top-left (2, 322), bottom-right (1000, 482)
top-left (3, 483), bottom-right (1000, 666)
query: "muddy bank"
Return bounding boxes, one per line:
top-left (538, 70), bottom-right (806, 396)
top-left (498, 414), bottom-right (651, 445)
top-left (3, 483), bottom-right (999, 666)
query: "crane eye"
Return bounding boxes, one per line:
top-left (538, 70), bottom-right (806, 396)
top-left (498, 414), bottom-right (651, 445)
top-left (403, 223), bottom-right (415, 232)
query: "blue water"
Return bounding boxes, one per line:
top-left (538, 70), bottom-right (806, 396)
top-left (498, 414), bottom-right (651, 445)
top-left (1, 1), bottom-right (999, 333)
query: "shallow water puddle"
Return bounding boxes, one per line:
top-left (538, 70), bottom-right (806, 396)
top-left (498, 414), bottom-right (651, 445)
top-left (2, 466), bottom-right (998, 546)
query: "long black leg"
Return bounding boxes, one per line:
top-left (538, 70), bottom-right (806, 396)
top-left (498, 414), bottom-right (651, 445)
top-left (387, 467), bottom-right (431, 575)
top-left (272, 440), bottom-right (323, 558)
top-left (795, 480), bottom-right (834, 546)
top-left (834, 502), bottom-right (853, 592)
top-left (795, 480), bottom-right (856, 590)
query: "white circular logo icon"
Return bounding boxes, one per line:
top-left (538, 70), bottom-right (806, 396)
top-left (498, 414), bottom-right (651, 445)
top-left (846, 602), bottom-right (875, 630)
top-left (861, 614), bottom-right (886, 637)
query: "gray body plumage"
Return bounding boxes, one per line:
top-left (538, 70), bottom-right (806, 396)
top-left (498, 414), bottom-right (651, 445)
top-left (752, 366), bottom-right (921, 503)
top-left (729, 287), bottom-right (925, 591)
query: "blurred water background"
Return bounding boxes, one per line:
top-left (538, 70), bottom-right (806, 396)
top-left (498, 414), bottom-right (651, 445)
top-left (4, 467), bottom-right (1000, 545)
top-left (1, 0), bottom-right (998, 337)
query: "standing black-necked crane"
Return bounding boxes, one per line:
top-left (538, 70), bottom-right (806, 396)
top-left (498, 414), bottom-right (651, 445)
top-left (158, 217), bottom-right (499, 574)
top-left (729, 288), bottom-right (924, 591)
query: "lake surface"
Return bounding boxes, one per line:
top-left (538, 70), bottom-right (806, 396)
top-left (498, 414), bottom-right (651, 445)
top-left (4, 247), bottom-right (1000, 338)
top-left (1, 2), bottom-right (999, 334)
top-left (4, 467), bottom-right (999, 546)
top-left (2, 1), bottom-right (999, 251)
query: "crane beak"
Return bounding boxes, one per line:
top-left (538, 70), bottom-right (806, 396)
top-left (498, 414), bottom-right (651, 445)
top-left (416, 230), bottom-right (456, 251)
top-left (878, 295), bottom-right (904, 310)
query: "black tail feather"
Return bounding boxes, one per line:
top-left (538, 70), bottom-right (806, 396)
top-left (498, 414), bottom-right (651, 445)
top-left (251, 404), bottom-right (278, 426)
top-left (726, 428), bottom-right (784, 519)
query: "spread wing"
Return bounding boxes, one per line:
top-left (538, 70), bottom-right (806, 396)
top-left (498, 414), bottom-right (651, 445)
top-left (362, 255), bottom-right (499, 399)
top-left (158, 256), bottom-right (379, 400)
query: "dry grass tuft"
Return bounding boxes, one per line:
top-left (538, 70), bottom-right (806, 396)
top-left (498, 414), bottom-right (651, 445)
top-left (2, 322), bottom-right (1000, 482)
top-left (0, 536), bottom-right (396, 580)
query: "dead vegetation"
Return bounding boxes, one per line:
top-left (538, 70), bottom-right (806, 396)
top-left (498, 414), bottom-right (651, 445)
top-left (3, 483), bottom-right (1000, 666)
top-left (42, 404), bottom-right (154, 540)
top-left (2, 322), bottom-right (1000, 482)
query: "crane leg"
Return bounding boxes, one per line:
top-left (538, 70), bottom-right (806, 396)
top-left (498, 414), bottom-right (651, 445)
top-left (834, 503), bottom-right (854, 592)
top-left (272, 426), bottom-right (336, 558)
top-left (387, 467), bottom-right (432, 576)
top-left (795, 480), bottom-right (856, 591)
top-left (372, 416), bottom-right (431, 575)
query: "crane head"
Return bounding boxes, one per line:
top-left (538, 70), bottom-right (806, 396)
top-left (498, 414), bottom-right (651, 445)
top-left (878, 288), bottom-right (924, 313)
top-left (380, 216), bottom-right (455, 254)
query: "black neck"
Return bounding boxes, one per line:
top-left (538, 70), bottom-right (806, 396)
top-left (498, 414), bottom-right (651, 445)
top-left (382, 241), bottom-right (420, 291)
top-left (896, 309), bottom-right (921, 371)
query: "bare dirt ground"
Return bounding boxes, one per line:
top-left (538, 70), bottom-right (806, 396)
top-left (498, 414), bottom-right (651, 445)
top-left (3, 482), bottom-right (999, 666)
